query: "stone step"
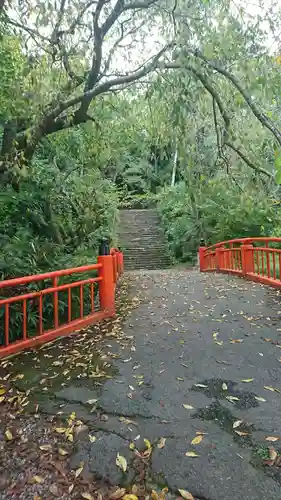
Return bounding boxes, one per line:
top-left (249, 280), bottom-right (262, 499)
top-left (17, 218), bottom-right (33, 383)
top-left (118, 208), bottom-right (171, 271)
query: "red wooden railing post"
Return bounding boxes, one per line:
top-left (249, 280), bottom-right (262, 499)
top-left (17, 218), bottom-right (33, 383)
top-left (199, 247), bottom-right (206, 271)
top-left (215, 246), bottom-right (224, 271)
top-left (98, 255), bottom-right (115, 314)
top-left (241, 244), bottom-right (254, 276)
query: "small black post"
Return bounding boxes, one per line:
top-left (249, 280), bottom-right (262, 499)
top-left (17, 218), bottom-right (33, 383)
top-left (99, 237), bottom-right (110, 256)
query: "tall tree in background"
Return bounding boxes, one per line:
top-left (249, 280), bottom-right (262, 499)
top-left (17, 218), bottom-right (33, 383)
top-left (0, 0), bottom-right (175, 185)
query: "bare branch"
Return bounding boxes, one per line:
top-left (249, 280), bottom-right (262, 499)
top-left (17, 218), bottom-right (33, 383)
top-left (165, 62), bottom-right (273, 179)
top-left (191, 49), bottom-right (281, 147)
top-left (100, 17), bottom-right (145, 79)
top-left (49, 43), bottom-right (173, 122)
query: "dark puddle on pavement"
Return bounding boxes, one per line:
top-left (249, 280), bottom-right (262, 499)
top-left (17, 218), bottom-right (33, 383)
top-left (194, 401), bottom-right (254, 446)
top-left (192, 378), bottom-right (259, 409)
top-left (193, 379), bottom-right (281, 485)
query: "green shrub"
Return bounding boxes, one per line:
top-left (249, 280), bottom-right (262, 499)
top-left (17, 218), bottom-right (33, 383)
top-left (157, 178), bottom-right (278, 262)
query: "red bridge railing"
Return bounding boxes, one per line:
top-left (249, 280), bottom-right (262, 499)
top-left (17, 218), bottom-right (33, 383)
top-left (199, 237), bottom-right (281, 288)
top-left (0, 249), bottom-right (124, 358)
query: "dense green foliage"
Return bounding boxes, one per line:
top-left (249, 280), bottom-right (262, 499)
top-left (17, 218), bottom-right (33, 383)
top-left (1, 0), bottom-right (281, 277)
top-left (158, 179), bottom-right (280, 262)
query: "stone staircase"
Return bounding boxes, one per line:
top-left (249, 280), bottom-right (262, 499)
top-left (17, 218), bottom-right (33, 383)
top-left (118, 209), bottom-right (172, 270)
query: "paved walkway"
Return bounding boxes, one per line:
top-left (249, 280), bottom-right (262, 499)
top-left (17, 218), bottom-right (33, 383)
top-left (4, 270), bottom-right (281, 499)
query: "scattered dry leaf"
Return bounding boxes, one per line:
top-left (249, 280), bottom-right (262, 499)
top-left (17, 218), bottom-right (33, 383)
top-left (264, 386), bottom-right (280, 393)
top-left (185, 451), bottom-right (199, 457)
top-left (59, 448), bottom-right (68, 456)
top-left (233, 420), bottom-right (243, 429)
top-left (194, 384), bottom-right (207, 388)
top-left (241, 379), bottom-right (254, 383)
top-left (255, 396), bottom-right (267, 402)
top-left (191, 435), bottom-right (203, 445)
top-left (265, 436), bottom-right (280, 442)
top-left (5, 429), bottom-right (13, 441)
top-left (222, 382), bottom-right (228, 391)
top-left (144, 438), bottom-right (152, 449)
top-left (182, 404), bottom-right (194, 410)
top-left (122, 495), bottom-right (138, 500)
top-left (75, 465), bottom-right (84, 478)
top-left (225, 396), bottom-right (240, 402)
top-left (32, 475), bottom-right (44, 484)
top-left (235, 431), bottom-right (249, 436)
top-left (109, 488), bottom-right (126, 500)
top-left (157, 437), bottom-right (166, 449)
top-left (178, 489), bottom-right (195, 500)
top-left (81, 493), bottom-right (94, 500)
top-left (89, 435), bottom-right (96, 443)
top-left (39, 444), bottom-right (52, 451)
top-left (54, 427), bottom-right (67, 434)
top-left (269, 447), bottom-right (278, 461)
top-left (116, 453), bottom-right (127, 472)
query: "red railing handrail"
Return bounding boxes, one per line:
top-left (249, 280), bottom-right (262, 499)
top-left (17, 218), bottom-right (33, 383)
top-left (0, 262), bottom-right (102, 289)
top-left (204, 237), bottom-right (281, 251)
top-left (0, 249), bottom-right (124, 357)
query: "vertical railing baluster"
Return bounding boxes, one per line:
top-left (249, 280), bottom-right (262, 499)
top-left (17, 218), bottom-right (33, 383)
top-left (80, 284), bottom-right (84, 318)
top-left (53, 277), bottom-right (59, 328)
top-left (5, 304), bottom-right (9, 346)
top-left (22, 299), bottom-right (27, 340)
top-left (273, 252), bottom-right (276, 280)
top-left (68, 287), bottom-right (72, 322)
top-left (266, 242), bottom-right (270, 277)
top-left (39, 295), bottom-right (43, 334)
top-left (90, 282), bottom-right (94, 312)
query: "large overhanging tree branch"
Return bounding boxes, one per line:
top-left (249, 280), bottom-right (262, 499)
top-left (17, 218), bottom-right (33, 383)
top-left (165, 62), bottom-right (274, 179)
top-left (0, 0), bottom-right (174, 186)
top-left (189, 49), bottom-right (281, 148)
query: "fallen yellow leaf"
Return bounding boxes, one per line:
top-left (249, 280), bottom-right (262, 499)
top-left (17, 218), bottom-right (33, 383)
top-left (0, 386), bottom-right (6, 396)
top-left (32, 475), bottom-right (44, 484)
top-left (89, 435), bottom-right (96, 443)
top-left (241, 379), bottom-right (254, 383)
top-left (109, 488), bottom-right (126, 500)
top-left (39, 444), bottom-right (52, 451)
top-left (178, 489), bottom-right (195, 500)
top-left (0, 396), bottom-right (5, 403)
top-left (157, 437), bottom-right (166, 449)
top-left (265, 436), bottom-right (280, 442)
top-left (86, 399), bottom-right (98, 405)
top-left (264, 386), bottom-right (280, 393)
top-left (81, 493), bottom-right (94, 500)
top-left (225, 396), bottom-right (239, 402)
top-left (194, 384), bottom-right (207, 388)
top-left (122, 495), bottom-right (138, 500)
top-left (59, 448), bottom-right (68, 456)
top-left (255, 396), bottom-right (267, 402)
top-left (116, 453), bottom-right (127, 472)
top-left (191, 435), bottom-right (203, 445)
top-left (185, 451), bottom-right (199, 457)
top-left (233, 420), bottom-right (243, 429)
top-left (222, 383), bottom-right (228, 391)
top-left (144, 438), bottom-right (151, 449)
top-left (269, 447), bottom-right (278, 461)
top-left (75, 465), bottom-right (84, 478)
top-left (129, 442), bottom-right (135, 450)
top-left (5, 429), bottom-right (13, 441)
top-left (182, 404), bottom-right (194, 410)
top-left (54, 427), bottom-right (67, 434)
top-left (235, 431), bottom-right (249, 436)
